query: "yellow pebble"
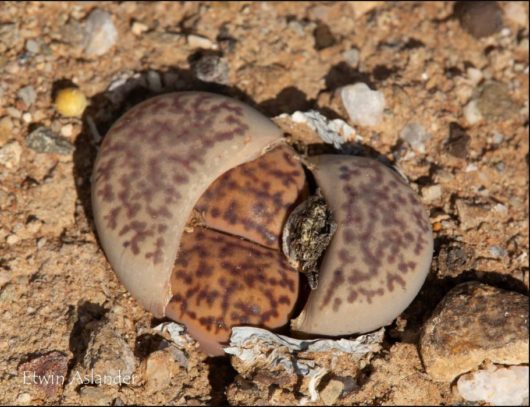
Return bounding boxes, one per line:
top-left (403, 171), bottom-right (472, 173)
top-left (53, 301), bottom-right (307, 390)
top-left (55, 88), bottom-right (87, 118)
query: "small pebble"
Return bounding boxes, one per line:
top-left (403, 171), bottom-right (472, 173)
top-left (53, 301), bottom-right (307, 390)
top-left (25, 39), bottom-right (40, 54)
top-left (59, 19), bottom-right (85, 48)
top-left (288, 19), bottom-right (306, 36)
top-left (0, 116), bottom-right (13, 145)
top-left (340, 83), bottom-right (385, 126)
top-left (5, 61), bottom-right (19, 75)
top-left (22, 112), bottom-right (32, 124)
top-left (146, 70), bottom-right (163, 93)
top-left (0, 141), bottom-right (22, 169)
top-left (513, 62), bottom-right (525, 73)
top-left (18, 351), bottom-right (70, 397)
top-left (445, 123), bottom-right (470, 159)
top-left (55, 87), bottom-right (87, 118)
top-left (420, 282), bottom-right (529, 382)
top-left (455, 1), bottom-right (503, 39)
top-left (421, 185), bottom-right (442, 202)
top-left (15, 393), bottom-right (32, 405)
top-left (500, 27), bottom-right (511, 37)
top-left (144, 350), bottom-right (173, 392)
top-left (83, 9), bottom-right (118, 57)
top-left (32, 110), bottom-right (45, 122)
top-left (399, 122), bottom-right (431, 153)
top-left (432, 222), bottom-right (442, 232)
top-left (80, 318), bottom-right (137, 386)
top-left (6, 107), bottom-right (22, 119)
top-left (78, 386), bottom-right (110, 403)
top-left (308, 5), bottom-right (331, 21)
top-left (475, 81), bottom-right (515, 120)
top-left (465, 163), bottom-right (478, 172)
top-left (13, 222), bottom-right (24, 234)
top-left (457, 365), bottom-right (529, 406)
top-left (112, 398), bottom-right (125, 406)
top-left (342, 47), bottom-right (360, 67)
top-left (463, 100), bottom-right (483, 125)
top-left (491, 132), bottom-right (504, 144)
top-left (37, 237), bottom-right (47, 249)
top-left (489, 245), bottom-right (507, 258)
top-left (313, 22), bottom-right (336, 50)
top-left (466, 67), bottom-right (483, 85)
top-left (60, 124), bottom-right (74, 138)
top-left (191, 54), bottom-right (229, 84)
top-left (494, 161), bottom-right (505, 172)
top-left (27, 126), bottom-right (74, 155)
top-left (320, 379), bottom-right (344, 406)
top-left (187, 34), bottom-right (217, 50)
top-left (17, 85), bottom-right (37, 107)
top-left (455, 199), bottom-right (489, 230)
top-left (6, 234), bottom-right (19, 245)
top-left (131, 21), bottom-right (149, 36)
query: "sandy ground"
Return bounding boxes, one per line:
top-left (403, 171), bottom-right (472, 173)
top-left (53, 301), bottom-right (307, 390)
top-left (0, 2), bottom-right (528, 405)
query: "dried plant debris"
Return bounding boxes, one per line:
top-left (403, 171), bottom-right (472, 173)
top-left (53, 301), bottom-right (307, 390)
top-left (282, 194), bottom-right (337, 289)
top-left (224, 327), bottom-right (384, 403)
top-left (276, 110), bottom-right (359, 149)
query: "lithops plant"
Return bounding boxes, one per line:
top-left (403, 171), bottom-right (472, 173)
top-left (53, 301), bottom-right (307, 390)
top-left (92, 92), bottom-right (305, 355)
top-left (290, 155), bottom-right (433, 336)
top-left (92, 90), bottom-right (433, 356)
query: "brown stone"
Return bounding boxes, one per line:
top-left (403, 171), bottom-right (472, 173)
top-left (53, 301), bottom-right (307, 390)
top-left (455, 1), bottom-right (503, 39)
top-left (320, 378), bottom-right (344, 405)
top-left (18, 351), bottom-right (69, 398)
top-left (419, 282), bottom-right (529, 382)
top-left (455, 199), bottom-right (491, 231)
top-left (80, 318), bottom-right (137, 385)
top-left (475, 81), bottom-right (516, 120)
top-left (144, 350), bottom-right (173, 393)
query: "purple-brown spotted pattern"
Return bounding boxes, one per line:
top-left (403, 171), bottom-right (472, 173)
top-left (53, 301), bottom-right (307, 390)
top-left (166, 227), bottom-right (299, 356)
top-left (194, 145), bottom-right (307, 249)
top-left (291, 155), bottom-right (433, 336)
top-left (91, 92), bottom-right (283, 317)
